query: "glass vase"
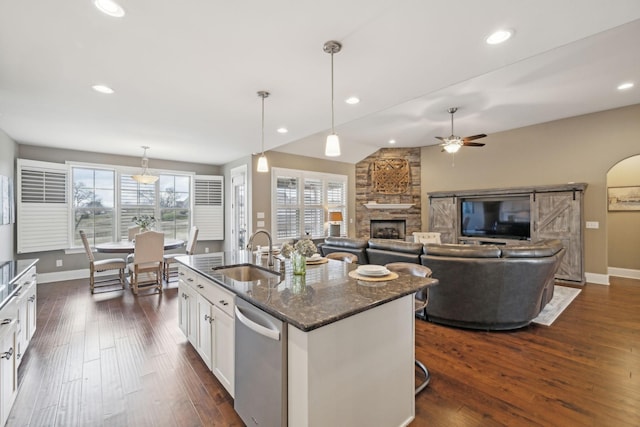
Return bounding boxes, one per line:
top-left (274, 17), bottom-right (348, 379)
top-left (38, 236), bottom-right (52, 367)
top-left (291, 251), bottom-right (306, 276)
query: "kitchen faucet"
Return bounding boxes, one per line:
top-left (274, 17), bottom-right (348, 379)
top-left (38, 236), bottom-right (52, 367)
top-left (247, 229), bottom-right (274, 268)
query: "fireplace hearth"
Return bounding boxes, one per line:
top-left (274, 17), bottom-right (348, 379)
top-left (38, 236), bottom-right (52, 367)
top-left (370, 219), bottom-right (406, 240)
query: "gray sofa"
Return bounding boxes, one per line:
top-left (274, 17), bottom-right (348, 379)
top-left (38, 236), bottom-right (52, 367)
top-left (421, 240), bottom-right (565, 330)
top-left (319, 236), bottom-right (565, 330)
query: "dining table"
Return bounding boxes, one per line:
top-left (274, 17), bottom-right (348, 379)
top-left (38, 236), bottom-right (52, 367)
top-left (95, 238), bottom-right (185, 254)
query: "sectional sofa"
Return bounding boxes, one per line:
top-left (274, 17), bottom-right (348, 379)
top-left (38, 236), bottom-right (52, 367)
top-left (319, 237), bottom-right (565, 330)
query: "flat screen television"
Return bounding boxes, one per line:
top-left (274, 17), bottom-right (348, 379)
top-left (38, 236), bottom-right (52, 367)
top-left (460, 196), bottom-right (531, 240)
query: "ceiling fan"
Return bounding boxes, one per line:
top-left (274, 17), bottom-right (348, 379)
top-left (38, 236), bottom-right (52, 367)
top-left (436, 107), bottom-right (487, 153)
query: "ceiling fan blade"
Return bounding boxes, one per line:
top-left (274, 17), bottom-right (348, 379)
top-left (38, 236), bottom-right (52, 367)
top-left (435, 136), bottom-right (445, 141)
top-left (462, 142), bottom-right (485, 147)
top-left (462, 134), bottom-right (487, 142)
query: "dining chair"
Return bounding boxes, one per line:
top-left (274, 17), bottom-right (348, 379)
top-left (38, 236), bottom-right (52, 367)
top-left (384, 262), bottom-right (433, 395)
top-left (128, 225), bottom-right (141, 241)
top-left (163, 226), bottom-right (198, 282)
top-left (127, 230), bottom-right (165, 295)
top-left (80, 230), bottom-right (126, 294)
top-left (325, 251), bottom-right (358, 263)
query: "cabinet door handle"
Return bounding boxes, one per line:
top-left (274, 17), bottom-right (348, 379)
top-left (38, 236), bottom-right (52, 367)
top-left (219, 300), bottom-right (228, 306)
top-left (197, 284), bottom-right (204, 289)
top-left (204, 314), bottom-right (214, 323)
top-left (187, 277), bottom-right (194, 282)
top-left (2, 348), bottom-right (13, 360)
top-left (28, 296), bottom-right (36, 302)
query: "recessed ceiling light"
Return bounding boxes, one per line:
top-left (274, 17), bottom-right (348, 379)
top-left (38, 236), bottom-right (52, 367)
top-left (486, 29), bottom-right (513, 45)
top-left (345, 96), bottom-right (360, 105)
top-left (92, 84), bottom-right (114, 94)
top-left (388, 139), bottom-right (396, 144)
top-left (94, 0), bottom-right (125, 18)
top-left (617, 82), bottom-right (634, 91)
top-left (277, 127), bottom-right (288, 134)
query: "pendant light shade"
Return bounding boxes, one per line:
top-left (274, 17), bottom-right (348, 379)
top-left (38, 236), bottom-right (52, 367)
top-left (132, 146), bottom-right (159, 184)
top-left (324, 40), bottom-right (342, 157)
top-left (257, 90), bottom-right (270, 173)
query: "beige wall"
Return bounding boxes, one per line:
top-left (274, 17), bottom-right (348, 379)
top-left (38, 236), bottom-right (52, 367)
top-left (0, 130), bottom-right (17, 261)
top-left (421, 103), bottom-right (640, 277)
top-left (607, 154), bottom-right (640, 270)
top-left (250, 151), bottom-right (355, 245)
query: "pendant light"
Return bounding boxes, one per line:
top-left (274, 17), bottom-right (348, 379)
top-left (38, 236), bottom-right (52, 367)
top-left (257, 91), bottom-right (270, 173)
top-left (323, 40), bottom-right (342, 157)
top-left (132, 146), bottom-right (159, 184)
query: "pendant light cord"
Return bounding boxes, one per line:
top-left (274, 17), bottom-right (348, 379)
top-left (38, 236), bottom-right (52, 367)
top-left (331, 50), bottom-right (335, 134)
top-left (261, 94), bottom-right (265, 154)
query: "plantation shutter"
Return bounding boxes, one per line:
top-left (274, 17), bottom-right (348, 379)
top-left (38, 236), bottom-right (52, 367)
top-left (194, 175), bottom-right (224, 240)
top-left (17, 159), bottom-right (69, 253)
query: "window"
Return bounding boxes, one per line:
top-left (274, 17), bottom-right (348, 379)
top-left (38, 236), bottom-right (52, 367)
top-left (72, 167), bottom-right (115, 247)
top-left (272, 168), bottom-right (347, 242)
top-left (18, 159), bottom-right (222, 253)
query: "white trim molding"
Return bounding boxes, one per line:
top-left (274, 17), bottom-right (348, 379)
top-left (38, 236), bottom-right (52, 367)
top-left (585, 272), bottom-right (610, 286)
top-left (607, 267), bottom-right (640, 281)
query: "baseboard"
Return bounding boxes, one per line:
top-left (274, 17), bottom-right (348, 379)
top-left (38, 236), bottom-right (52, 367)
top-left (607, 267), bottom-right (640, 280)
top-left (584, 272), bottom-right (610, 286)
top-left (38, 268), bottom-right (101, 284)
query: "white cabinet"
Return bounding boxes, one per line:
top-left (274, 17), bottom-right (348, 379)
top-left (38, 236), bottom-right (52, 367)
top-left (0, 305), bottom-right (18, 427)
top-left (196, 294), bottom-right (214, 370)
top-left (15, 267), bottom-right (37, 366)
top-left (178, 269), bottom-right (197, 346)
top-left (177, 266), bottom-right (235, 397)
top-left (212, 304), bottom-right (234, 396)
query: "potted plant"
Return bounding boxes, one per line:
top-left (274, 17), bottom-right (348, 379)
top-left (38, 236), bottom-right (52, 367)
top-left (132, 214), bottom-right (156, 232)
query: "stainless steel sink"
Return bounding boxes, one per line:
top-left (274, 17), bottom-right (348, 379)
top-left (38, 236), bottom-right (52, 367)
top-left (213, 264), bottom-right (282, 286)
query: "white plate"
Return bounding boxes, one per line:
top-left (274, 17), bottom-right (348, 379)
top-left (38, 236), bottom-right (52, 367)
top-left (356, 266), bottom-right (390, 276)
top-left (357, 264), bottom-right (388, 274)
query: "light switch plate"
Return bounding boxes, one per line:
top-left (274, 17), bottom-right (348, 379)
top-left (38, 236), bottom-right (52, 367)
top-left (257, 212), bottom-right (265, 219)
top-left (257, 220), bottom-right (265, 227)
top-left (586, 221), bottom-right (599, 229)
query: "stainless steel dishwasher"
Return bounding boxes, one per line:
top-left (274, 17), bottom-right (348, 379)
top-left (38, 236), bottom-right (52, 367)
top-left (234, 298), bottom-right (287, 427)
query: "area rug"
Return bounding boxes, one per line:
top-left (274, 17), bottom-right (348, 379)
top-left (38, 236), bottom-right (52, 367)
top-left (532, 285), bottom-right (581, 326)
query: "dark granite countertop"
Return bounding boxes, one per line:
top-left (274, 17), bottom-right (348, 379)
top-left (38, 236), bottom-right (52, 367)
top-left (176, 252), bottom-right (438, 332)
top-left (0, 258), bottom-right (39, 310)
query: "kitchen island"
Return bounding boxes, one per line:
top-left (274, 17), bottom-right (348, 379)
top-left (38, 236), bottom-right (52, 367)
top-left (176, 252), bottom-right (437, 427)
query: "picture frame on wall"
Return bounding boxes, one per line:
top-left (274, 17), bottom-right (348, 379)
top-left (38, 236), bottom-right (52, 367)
top-left (607, 186), bottom-right (640, 211)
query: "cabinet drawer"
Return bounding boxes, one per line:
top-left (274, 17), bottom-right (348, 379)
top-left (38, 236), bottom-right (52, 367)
top-left (196, 277), bottom-right (235, 317)
top-left (178, 266), bottom-right (197, 289)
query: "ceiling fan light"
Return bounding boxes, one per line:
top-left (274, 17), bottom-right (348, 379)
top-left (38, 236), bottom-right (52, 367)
top-left (443, 143), bottom-right (461, 154)
top-left (325, 133), bottom-right (341, 156)
top-left (257, 154), bottom-right (269, 173)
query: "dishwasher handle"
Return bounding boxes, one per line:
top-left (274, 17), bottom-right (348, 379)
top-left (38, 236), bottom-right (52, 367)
top-left (235, 306), bottom-right (280, 341)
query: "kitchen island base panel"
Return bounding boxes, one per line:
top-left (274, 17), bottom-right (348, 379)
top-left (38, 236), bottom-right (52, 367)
top-left (288, 295), bottom-right (415, 427)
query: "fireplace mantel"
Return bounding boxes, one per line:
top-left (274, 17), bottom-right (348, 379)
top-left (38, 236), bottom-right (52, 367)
top-left (363, 203), bottom-right (414, 209)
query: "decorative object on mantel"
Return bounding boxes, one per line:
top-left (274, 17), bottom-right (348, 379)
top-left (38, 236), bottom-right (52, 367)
top-left (132, 214), bottom-right (156, 232)
top-left (328, 211), bottom-right (343, 237)
top-left (371, 158), bottom-right (410, 194)
top-left (363, 202), bottom-right (414, 209)
top-left (132, 146), bottom-right (159, 184)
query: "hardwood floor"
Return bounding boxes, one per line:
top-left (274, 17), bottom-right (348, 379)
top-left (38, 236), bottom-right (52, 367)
top-left (6, 276), bottom-right (640, 426)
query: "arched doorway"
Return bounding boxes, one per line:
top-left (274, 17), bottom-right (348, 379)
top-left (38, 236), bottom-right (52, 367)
top-left (606, 154), bottom-right (640, 279)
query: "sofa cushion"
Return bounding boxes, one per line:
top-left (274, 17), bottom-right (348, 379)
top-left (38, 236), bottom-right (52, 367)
top-left (323, 236), bottom-right (369, 249)
top-left (424, 244), bottom-right (501, 258)
top-left (500, 239), bottom-right (563, 258)
top-left (367, 239), bottom-right (424, 254)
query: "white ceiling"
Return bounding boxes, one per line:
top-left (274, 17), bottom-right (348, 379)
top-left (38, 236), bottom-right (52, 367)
top-left (1, 1), bottom-right (640, 165)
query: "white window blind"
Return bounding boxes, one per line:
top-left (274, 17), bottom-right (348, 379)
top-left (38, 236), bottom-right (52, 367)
top-left (17, 159), bottom-right (69, 253)
top-left (194, 175), bottom-right (224, 240)
top-left (272, 168), bottom-right (348, 242)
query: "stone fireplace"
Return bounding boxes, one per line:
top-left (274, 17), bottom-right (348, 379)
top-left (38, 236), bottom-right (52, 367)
top-left (355, 148), bottom-right (422, 239)
top-left (370, 219), bottom-right (406, 240)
